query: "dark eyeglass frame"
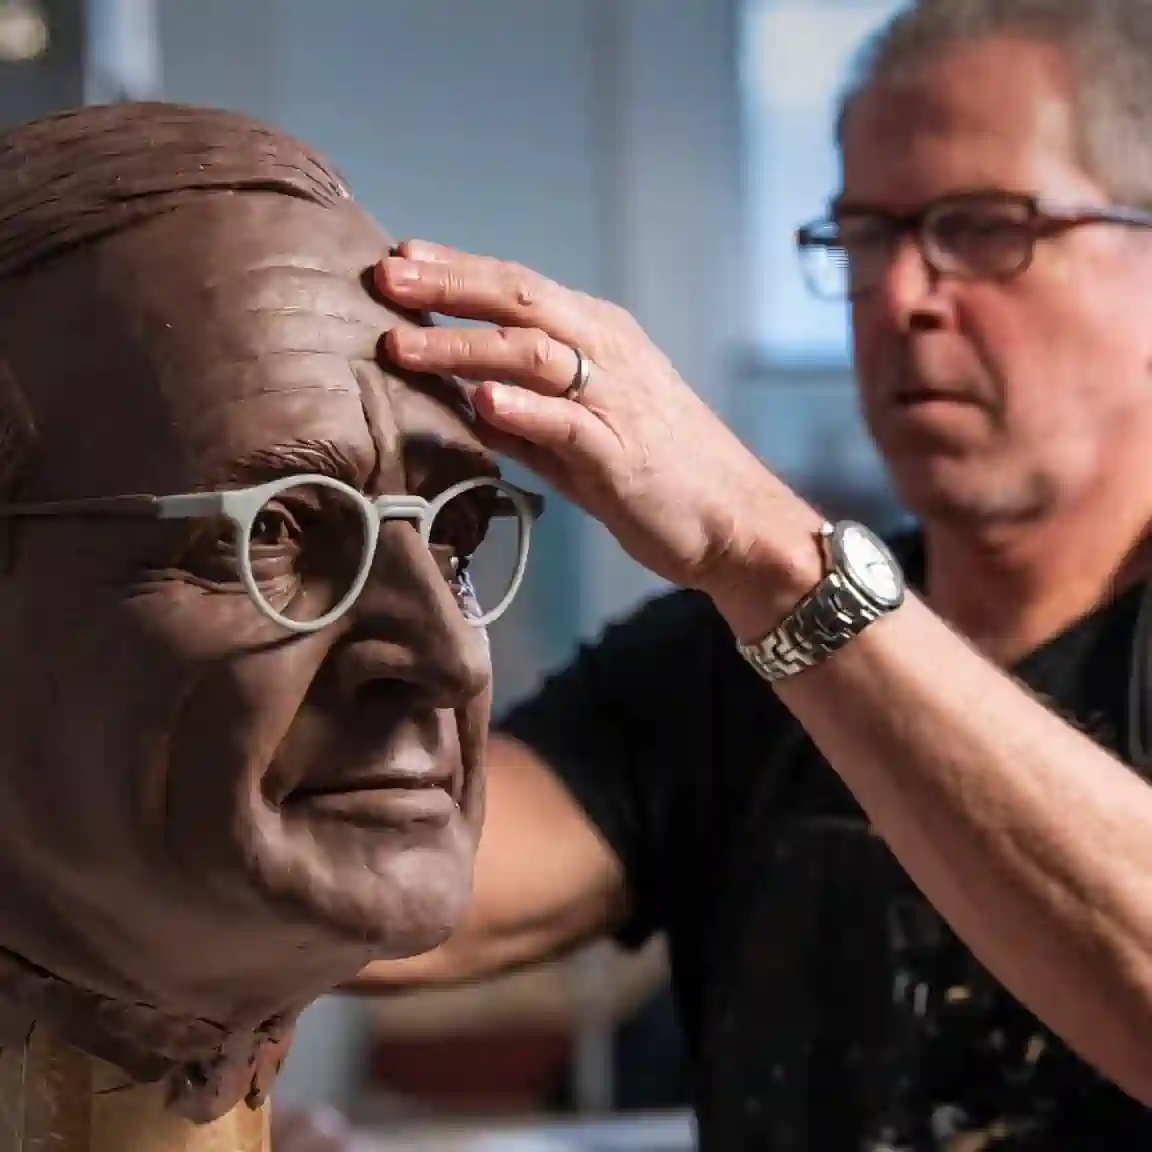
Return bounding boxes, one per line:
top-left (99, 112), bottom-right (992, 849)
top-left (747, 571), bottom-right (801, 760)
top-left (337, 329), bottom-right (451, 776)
top-left (0, 473), bottom-right (546, 634)
top-left (795, 190), bottom-right (1152, 300)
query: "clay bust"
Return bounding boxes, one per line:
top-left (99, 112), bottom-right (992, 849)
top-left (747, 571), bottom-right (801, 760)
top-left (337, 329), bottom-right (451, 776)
top-left (0, 103), bottom-right (539, 1121)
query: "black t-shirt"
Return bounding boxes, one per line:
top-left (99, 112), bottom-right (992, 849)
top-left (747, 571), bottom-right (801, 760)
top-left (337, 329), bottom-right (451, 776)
top-left (501, 534), bottom-right (1152, 1149)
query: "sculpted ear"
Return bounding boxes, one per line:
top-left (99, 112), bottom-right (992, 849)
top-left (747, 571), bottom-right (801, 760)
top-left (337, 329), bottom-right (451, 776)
top-left (0, 359), bottom-right (37, 574)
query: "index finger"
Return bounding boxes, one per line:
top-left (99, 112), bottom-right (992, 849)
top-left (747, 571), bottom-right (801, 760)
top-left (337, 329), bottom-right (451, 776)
top-left (374, 241), bottom-right (601, 353)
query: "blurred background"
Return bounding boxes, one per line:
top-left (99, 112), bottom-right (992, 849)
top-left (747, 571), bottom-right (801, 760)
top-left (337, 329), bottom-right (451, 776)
top-left (0, 0), bottom-right (910, 1146)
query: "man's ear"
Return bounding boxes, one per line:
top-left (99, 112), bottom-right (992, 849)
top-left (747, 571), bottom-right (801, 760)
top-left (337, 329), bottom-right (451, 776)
top-left (0, 359), bottom-right (37, 574)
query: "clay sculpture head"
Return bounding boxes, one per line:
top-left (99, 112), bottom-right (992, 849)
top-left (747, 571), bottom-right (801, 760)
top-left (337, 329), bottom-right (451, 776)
top-left (0, 102), bottom-right (540, 1120)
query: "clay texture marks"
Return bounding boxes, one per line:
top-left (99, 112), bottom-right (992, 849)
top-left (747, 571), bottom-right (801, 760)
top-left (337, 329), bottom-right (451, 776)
top-left (0, 102), bottom-right (349, 279)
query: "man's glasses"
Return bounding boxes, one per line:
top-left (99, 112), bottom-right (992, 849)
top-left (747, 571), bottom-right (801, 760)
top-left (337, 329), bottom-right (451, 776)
top-left (795, 190), bottom-right (1152, 300)
top-left (0, 474), bottom-right (545, 634)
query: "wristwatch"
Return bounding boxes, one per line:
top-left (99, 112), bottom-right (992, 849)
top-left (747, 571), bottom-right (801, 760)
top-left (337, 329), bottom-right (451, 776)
top-left (736, 520), bottom-right (906, 683)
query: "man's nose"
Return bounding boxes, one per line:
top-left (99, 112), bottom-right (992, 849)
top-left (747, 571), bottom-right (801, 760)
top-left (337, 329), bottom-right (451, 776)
top-left (871, 234), bottom-right (952, 331)
top-left (334, 521), bottom-right (491, 709)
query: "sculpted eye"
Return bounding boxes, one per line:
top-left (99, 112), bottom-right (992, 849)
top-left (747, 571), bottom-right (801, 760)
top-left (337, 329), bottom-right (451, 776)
top-left (428, 487), bottom-right (494, 558)
top-left (249, 503), bottom-right (300, 549)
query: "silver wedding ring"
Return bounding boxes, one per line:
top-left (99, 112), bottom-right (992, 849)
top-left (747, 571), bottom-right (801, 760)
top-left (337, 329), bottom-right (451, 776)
top-left (563, 345), bottom-right (593, 403)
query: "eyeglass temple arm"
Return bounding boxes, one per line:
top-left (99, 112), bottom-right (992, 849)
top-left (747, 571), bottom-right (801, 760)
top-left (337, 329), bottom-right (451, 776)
top-left (1090, 206), bottom-right (1152, 227)
top-left (1019, 199), bottom-right (1152, 228)
top-left (0, 487), bottom-right (545, 521)
top-left (0, 492), bottom-right (225, 520)
top-left (516, 489), bottom-right (546, 518)
top-left (489, 485), bottom-right (545, 518)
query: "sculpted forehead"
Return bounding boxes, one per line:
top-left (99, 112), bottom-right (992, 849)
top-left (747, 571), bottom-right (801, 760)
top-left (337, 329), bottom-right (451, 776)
top-left (31, 194), bottom-right (480, 493)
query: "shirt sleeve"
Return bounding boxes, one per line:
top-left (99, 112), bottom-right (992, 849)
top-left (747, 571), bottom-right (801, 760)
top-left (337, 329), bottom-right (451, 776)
top-left (498, 589), bottom-right (725, 947)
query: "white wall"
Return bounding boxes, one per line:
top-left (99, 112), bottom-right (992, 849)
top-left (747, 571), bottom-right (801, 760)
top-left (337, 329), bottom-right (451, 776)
top-left (574, 0), bottom-right (749, 630)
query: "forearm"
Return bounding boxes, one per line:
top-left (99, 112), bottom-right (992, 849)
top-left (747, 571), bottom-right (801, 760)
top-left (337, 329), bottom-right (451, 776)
top-left (736, 579), bottom-right (1152, 1101)
top-left (342, 941), bottom-right (471, 997)
top-left (343, 908), bottom-right (564, 995)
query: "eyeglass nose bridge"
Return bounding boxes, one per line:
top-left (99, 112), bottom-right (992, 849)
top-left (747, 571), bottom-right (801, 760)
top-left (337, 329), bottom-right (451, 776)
top-left (872, 222), bottom-right (947, 303)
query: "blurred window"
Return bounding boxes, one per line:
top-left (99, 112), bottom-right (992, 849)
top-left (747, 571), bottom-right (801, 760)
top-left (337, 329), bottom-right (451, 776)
top-left (738, 0), bottom-right (905, 367)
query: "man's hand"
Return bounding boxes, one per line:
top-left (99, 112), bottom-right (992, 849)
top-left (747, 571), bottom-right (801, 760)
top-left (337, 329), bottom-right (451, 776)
top-left (374, 241), bottom-right (824, 634)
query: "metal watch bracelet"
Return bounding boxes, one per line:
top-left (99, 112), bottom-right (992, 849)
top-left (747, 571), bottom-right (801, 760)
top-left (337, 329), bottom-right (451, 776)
top-left (736, 568), bottom-right (884, 683)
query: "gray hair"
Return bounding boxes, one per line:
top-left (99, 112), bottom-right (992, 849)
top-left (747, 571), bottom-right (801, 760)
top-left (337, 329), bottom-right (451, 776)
top-left (835, 0), bottom-right (1152, 206)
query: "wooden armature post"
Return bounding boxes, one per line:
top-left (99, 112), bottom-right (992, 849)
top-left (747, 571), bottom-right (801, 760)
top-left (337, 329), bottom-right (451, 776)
top-left (0, 1028), bottom-right (268, 1152)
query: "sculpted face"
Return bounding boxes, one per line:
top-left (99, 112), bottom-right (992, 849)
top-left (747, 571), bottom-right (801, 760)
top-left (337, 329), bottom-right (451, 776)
top-left (0, 190), bottom-right (495, 1038)
top-left (842, 36), bottom-right (1152, 526)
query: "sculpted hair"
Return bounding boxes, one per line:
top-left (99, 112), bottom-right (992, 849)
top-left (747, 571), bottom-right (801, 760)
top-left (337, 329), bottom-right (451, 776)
top-left (0, 101), bottom-right (351, 280)
top-left (836, 0), bottom-right (1152, 207)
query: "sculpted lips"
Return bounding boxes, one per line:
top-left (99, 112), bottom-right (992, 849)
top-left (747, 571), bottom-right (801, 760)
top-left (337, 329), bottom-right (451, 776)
top-left (278, 726), bottom-right (464, 829)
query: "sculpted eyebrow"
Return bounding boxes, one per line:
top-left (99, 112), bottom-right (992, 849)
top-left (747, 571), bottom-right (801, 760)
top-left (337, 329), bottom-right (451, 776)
top-left (210, 439), bottom-right (365, 488)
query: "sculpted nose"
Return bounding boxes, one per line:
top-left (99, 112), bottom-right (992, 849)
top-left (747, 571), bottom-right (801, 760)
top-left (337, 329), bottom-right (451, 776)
top-left (333, 521), bottom-right (491, 708)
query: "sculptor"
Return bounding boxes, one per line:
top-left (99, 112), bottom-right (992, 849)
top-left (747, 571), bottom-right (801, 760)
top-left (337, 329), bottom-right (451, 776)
top-left (0, 103), bottom-right (539, 1121)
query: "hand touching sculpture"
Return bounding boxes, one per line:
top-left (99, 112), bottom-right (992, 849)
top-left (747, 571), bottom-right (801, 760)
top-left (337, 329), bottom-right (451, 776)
top-left (375, 242), bottom-right (825, 641)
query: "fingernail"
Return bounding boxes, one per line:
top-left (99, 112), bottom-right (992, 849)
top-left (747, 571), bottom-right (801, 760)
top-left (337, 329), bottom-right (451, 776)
top-left (390, 327), bottom-right (427, 362)
top-left (486, 381), bottom-right (520, 412)
top-left (387, 258), bottom-right (421, 285)
top-left (405, 239), bottom-right (442, 262)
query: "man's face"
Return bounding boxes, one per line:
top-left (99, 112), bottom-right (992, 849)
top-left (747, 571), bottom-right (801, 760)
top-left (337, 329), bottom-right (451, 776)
top-left (0, 195), bottom-right (493, 1024)
top-left (842, 37), bottom-right (1152, 527)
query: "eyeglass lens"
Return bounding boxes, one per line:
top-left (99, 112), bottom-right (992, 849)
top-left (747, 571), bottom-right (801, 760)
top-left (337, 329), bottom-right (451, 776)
top-left (801, 196), bottom-right (1036, 299)
top-left (244, 478), bottom-right (526, 628)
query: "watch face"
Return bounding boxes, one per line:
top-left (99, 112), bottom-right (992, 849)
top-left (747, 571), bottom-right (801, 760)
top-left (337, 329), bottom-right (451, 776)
top-left (838, 523), bottom-right (905, 607)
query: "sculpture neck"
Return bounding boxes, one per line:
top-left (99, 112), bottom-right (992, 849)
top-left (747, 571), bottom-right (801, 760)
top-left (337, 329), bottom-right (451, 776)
top-left (0, 1026), bottom-right (269, 1151)
top-left (0, 944), bottom-right (294, 1123)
